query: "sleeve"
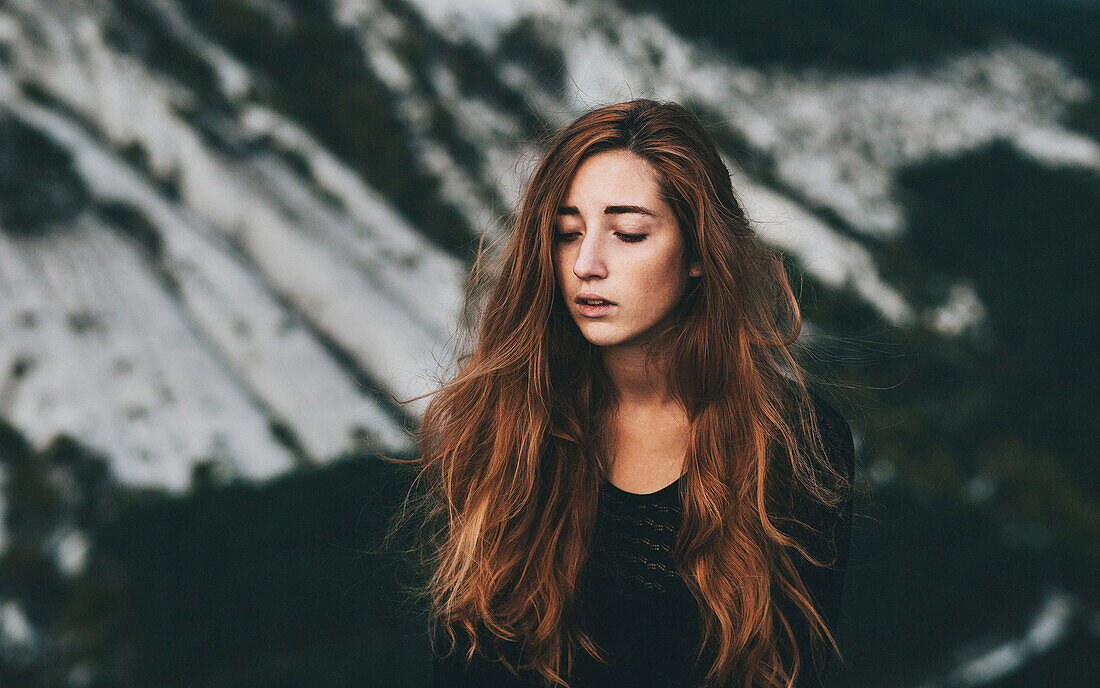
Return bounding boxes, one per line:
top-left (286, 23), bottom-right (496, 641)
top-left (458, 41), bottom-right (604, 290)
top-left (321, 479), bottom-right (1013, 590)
top-left (786, 392), bottom-right (856, 687)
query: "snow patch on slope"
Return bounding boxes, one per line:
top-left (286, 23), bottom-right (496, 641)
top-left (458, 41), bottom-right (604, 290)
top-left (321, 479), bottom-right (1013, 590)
top-left (731, 163), bottom-right (914, 325)
top-left (923, 590), bottom-right (1078, 687)
top-left (403, 0), bottom-right (564, 50)
top-left (0, 1), bottom-right (452, 490)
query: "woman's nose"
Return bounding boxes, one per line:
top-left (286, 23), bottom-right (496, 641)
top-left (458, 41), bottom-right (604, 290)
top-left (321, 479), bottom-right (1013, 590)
top-left (572, 231), bottom-right (608, 280)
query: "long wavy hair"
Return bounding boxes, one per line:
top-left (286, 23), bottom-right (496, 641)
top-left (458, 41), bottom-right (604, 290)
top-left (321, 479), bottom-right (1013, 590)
top-left (389, 99), bottom-right (854, 688)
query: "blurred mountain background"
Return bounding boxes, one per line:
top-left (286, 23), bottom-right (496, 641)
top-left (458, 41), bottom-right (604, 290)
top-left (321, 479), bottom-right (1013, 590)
top-left (0, 0), bottom-right (1096, 686)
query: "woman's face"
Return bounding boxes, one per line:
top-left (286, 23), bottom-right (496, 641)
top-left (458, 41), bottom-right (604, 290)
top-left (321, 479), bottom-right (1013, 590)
top-left (552, 149), bottom-right (702, 353)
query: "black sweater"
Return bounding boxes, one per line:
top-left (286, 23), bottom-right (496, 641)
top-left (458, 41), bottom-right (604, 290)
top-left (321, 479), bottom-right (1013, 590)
top-left (432, 393), bottom-right (855, 688)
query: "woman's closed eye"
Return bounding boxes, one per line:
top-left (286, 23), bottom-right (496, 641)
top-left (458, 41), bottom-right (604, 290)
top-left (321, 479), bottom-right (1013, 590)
top-left (553, 232), bottom-right (648, 243)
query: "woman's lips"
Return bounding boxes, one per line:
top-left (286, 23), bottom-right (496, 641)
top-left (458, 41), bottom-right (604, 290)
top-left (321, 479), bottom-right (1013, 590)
top-left (577, 301), bottom-right (615, 317)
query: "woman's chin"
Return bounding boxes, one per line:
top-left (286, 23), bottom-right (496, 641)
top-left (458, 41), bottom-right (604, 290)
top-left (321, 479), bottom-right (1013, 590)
top-left (575, 327), bottom-right (619, 348)
top-left (577, 328), bottom-right (642, 351)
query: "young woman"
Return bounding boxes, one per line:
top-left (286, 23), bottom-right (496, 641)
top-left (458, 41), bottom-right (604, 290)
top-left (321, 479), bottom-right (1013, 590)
top-left (399, 99), bottom-right (856, 688)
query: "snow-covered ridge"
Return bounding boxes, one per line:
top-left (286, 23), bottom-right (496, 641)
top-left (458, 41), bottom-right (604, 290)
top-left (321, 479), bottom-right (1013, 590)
top-left (415, 0), bottom-right (1097, 239)
top-left (0, 0), bottom-right (1097, 497)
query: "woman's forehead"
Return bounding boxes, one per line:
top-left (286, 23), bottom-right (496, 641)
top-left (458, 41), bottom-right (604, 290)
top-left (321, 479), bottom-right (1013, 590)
top-left (563, 150), bottom-right (665, 206)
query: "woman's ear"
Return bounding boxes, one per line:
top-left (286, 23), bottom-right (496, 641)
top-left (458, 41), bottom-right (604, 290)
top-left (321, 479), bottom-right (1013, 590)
top-left (689, 261), bottom-right (702, 278)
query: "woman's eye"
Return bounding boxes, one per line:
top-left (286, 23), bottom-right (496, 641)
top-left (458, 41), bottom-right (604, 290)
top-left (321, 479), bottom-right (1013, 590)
top-left (552, 232), bottom-right (647, 243)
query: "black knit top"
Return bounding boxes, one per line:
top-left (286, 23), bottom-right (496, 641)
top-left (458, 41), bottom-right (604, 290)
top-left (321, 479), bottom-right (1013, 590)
top-left (432, 392), bottom-right (856, 688)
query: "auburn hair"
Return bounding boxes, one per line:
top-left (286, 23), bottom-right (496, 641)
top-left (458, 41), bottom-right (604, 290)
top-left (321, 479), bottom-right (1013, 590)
top-left (387, 99), bottom-right (855, 688)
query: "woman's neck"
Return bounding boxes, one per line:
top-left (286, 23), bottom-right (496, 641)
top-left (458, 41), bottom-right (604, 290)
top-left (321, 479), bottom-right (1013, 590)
top-left (600, 345), bottom-right (675, 408)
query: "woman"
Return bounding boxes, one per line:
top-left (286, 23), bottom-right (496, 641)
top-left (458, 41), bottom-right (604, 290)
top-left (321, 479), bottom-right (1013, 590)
top-left (397, 99), bottom-right (856, 688)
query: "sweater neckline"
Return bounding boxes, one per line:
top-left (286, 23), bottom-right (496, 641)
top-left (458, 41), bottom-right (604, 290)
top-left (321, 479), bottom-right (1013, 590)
top-left (603, 474), bottom-right (683, 501)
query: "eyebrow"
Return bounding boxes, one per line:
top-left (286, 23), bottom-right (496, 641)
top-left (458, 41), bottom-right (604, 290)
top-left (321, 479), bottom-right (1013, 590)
top-left (556, 204), bottom-right (657, 217)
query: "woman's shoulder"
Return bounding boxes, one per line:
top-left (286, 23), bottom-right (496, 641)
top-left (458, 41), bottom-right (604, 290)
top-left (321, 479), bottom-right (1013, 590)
top-left (770, 380), bottom-right (857, 557)
top-left (807, 387), bottom-right (856, 479)
top-left (778, 379), bottom-right (856, 481)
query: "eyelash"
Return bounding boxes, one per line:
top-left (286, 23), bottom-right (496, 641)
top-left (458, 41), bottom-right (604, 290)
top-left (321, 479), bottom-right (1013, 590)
top-left (553, 232), bottom-right (647, 243)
